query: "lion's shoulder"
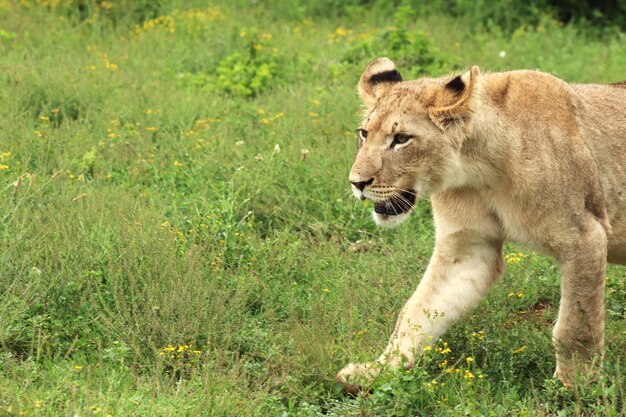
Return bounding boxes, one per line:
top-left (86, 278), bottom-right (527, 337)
top-left (479, 70), bottom-right (575, 109)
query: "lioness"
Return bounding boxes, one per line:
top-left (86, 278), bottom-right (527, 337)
top-left (337, 57), bottom-right (626, 391)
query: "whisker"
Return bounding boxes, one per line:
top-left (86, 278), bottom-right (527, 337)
top-left (397, 196), bottom-right (412, 212)
top-left (389, 190), bottom-right (405, 206)
top-left (395, 186), bottom-right (430, 204)
top-left (393, 187), bottom-right (420, 198)
top-left (392, 190), bottom-right (412, 207)
top-left (390, 190), bottom-right (412, 213)
top-left (338, 188), bottom-right (356, 201)
top-left (398, 196), bottom-right (413, 212)
top-left (394, 189), bottom-right (428, 222)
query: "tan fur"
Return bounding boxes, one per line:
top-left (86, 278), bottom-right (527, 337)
top-left (339, 57), bottom-right (626, 390)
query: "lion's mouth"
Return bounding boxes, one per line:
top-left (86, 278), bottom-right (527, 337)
top-left (373, 191), bottom-right (416, 216)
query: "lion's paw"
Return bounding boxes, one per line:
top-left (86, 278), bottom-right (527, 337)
top-left (335, 362), bottom-right (382, 394)
top-left (554, 365), bottom-right (574, 388)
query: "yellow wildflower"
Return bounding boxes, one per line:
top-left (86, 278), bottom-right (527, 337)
top-left (438, 345), bottom-right (451, 355)
top-left (512, 345), bottom-right (528, 354)
top-left (333, 27), bottom-right (347, 36)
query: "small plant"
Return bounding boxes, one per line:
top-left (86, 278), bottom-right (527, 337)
top-left (343, 6), bottom-right (456, 77)
top-left (80, 148), bottom-right (97, 179)
top-left (0, 28), bottom-right (16, 43)
top-left (0, 151), bottom-right (11, 174)
top-left (158, 343), bottom-right (203, 378)
top-left (179, 29), bottom-right (284, 97)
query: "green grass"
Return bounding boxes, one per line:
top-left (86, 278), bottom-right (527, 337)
top-left (0, 1), bottom-right (625, 416)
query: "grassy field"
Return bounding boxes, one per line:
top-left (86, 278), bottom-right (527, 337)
top-left (0, 1), bottom-right (625, 416)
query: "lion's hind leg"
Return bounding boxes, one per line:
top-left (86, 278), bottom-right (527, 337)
top-left (553, 217), bottom-right (607, 386)
top-left (607, 222), bottom-right (626, 265)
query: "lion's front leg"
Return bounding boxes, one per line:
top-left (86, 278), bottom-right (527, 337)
top-left (337, 232), bottom-right (504, 391)
top-left (553, 218), bottom-right (607, 386)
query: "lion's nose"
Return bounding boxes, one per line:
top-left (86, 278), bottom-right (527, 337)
top-left (350, 178), bottom-right (374, 191)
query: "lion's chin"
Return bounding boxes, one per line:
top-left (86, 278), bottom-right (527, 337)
top-left (372, 210), bottom-right (413, 228)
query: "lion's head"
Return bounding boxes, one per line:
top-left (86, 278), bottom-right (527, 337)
top-left (349, 57), bottom-right (481, 227)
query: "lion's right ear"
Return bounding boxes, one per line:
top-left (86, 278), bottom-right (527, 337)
top-left (358, 57), bottom-right (402, 110)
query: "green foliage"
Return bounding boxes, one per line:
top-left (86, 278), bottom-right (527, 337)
top-left (29, 0), bottom-right (165, 26)
top-left (412, 0), bottom-right (547, 33)
top-left (79, 148), bottom-right (97, 179)
top-left (0, 28), bottom-right (16, 42)
top-left (179, 30), bottom-right (284, 97)
top-left (343, 6), bottom-right (456, 77)
top-left (288, 0), bottom-right (626, 33)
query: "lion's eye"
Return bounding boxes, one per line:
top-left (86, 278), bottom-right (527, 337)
top-left (356, 129), bottom-right (368, 150)
top-left (392, 133), bottom-right (413, 147)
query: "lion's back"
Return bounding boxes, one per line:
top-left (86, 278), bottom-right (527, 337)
top-left (571, 82), bottom-right (626, 227)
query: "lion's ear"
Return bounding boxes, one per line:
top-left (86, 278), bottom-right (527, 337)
top-left (358, 57), bottom-right (402, 110)
top-left (428, 66), bottom-right (481, 131)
